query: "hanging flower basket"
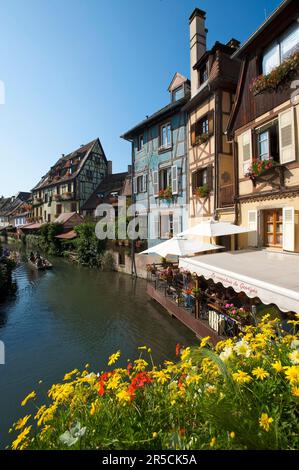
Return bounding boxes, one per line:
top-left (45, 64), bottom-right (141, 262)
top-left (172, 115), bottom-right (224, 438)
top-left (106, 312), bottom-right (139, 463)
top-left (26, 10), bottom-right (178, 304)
top-left (158, 187), bottom-right (173, 200)
top-left (250, 50), bottom-right (299, 96)
top-left (224, 303), bottom-right (251, 324)
top-left (245, 158), bottom-right (277, 181)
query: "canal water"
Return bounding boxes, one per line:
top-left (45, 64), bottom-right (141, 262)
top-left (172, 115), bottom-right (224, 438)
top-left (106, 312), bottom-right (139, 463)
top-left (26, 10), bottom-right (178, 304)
top-left (0, 254), bottom-right (196, 447)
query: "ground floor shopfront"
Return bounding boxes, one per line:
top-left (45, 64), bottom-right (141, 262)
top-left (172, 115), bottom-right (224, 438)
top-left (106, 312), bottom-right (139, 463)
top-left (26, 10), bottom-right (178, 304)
top-left (146, 249), bottom-right (299, 342)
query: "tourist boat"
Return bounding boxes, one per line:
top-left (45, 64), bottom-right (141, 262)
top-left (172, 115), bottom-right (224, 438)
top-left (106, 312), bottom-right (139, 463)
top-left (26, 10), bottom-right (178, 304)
top-left (28, 258), bottom-right (53, 271)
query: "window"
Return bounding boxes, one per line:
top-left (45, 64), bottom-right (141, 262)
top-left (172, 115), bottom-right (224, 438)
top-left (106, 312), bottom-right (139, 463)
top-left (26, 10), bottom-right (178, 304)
top-left (137, 135), bottom-right (144, 151)
top-left (256, 120), bottom-right (279, 162)
top-left (159, 167), bottom-right (171, 190)
top-left (173, 86), bottom-right (184, 101)
top-left (191, 114), bottom-right (211, 146)
top-left (192, 168), bottom-right (209, 192)
top-left (137, 175), bottom-right (143, 193)
top-left (160, 123), bottom-right (172, 149)
top-left (56, 204), bottom-right (62, 215)
top-left (199, 63), bottom-right (208, 85)
top-left (264, 209), bottom-right (283, 247)
top-left (47, 214), bottom-right (51, 223)
top-left (160, 213), bottom-right (173, 239)
top-left (71, 203), bottom-right (77, 212)
top-left (262, 23), bottom-right (299, 75)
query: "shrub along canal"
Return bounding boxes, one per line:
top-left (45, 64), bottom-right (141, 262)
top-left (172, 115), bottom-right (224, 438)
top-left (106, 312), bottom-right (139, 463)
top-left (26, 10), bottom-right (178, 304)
top-left (0, 253), bottom-right (196, 447)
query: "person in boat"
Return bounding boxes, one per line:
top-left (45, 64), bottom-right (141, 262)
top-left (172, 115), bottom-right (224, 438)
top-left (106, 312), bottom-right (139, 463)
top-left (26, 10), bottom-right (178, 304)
top-left (35, 253), bottom-right (43, 268)
top-left (29, 252), bottom-right (35, 262)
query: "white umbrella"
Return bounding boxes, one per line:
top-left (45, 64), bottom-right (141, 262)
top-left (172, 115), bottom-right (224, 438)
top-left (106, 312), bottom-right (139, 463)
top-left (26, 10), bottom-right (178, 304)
top-left (177, 219), bottom-right (255, 238)
top-left (139, 237), bottom-right (223, 258)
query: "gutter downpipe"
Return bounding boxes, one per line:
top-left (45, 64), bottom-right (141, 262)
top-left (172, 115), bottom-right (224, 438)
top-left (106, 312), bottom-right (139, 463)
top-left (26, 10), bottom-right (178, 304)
top-left (130, 139), bottom-right (137, 278)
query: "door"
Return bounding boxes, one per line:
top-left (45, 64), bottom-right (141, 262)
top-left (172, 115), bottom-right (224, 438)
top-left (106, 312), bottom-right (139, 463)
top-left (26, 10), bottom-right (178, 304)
top-left (264, 209), bottom-right (283, 248)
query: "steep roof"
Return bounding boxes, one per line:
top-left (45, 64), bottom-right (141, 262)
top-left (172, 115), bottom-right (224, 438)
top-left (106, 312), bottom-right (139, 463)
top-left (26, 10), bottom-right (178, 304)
top-left (54, 212), bottom-right (84, 225)
top-left (82, 172), bottom-right (129, 211)
top-left (33, 138), bottom-right (107, 191)
top-left (0, 194), bottom-right (31, 217)
top-left (121, 94), bottom-right (189, 140)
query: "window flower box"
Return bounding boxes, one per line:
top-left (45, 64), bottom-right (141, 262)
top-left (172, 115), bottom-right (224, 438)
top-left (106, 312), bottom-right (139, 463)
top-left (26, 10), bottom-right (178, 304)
top-left (196, 133), bottom-right (209, 145)
top-left (158, 187), bottom-right (173, 200)
top-left (194, 185), bottom-right (210, 198)
top-left (53, 194), bottom-right (62, 201)
top-left (250, 50), bottom-right (299, 96)
top-left (245, 158), bottom-right (278, 181)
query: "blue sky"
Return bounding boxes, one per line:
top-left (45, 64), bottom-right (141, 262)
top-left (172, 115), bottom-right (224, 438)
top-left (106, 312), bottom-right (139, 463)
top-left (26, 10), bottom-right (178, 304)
top-left (0, 0), bottom-right (281, 196)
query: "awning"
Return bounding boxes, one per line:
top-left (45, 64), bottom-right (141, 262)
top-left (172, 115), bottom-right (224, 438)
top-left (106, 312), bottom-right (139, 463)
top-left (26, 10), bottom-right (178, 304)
top-left (139, 238), bottom-right (222, 257)
top-left (179, 250), bottom-right (299, 313)
top-left (55, 230), bottom-right (77, 240)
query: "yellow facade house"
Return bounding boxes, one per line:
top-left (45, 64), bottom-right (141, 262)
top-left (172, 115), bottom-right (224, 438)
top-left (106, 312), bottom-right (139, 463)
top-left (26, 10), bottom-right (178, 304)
top-left (227, 0), bottom-right (299, 253)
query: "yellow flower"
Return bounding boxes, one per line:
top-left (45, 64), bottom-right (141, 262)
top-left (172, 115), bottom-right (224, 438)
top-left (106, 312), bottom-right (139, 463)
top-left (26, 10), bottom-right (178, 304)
top-left (63, 369), bottom-right (79, 381)
top-left (289, 350), bottom-right (299, 365)
top-left (181, 347), bottom-right (190, 361)
top-left (40, 425), bottom-right (51, 441)
top-left (291, 386), bottom-right (299, 397)
top-left (116, 388), bottom-right (131, 403)
top-left (170, 399), bottom-right (176, 406)
top-left (133, 358), bottom-right (148, 372)
top-left (200, 336), bottom-right (210, 348)
top-left (259, 413), bottom-right (273, 432)
top-left (11, 426), bottom-right (32, 450)
top-left (35, 404), bottom-right (57, 427)
top-left (210, 437), bottom-right (216, 447)
top-left (152, 370), bottom-right (171, 384)
top-left (252, 367), bottom-right (269, 380)
top-left (21, 391), bottom-right (36, 407)
top-left (90, 401), bottom-right (100, 416)
top-left (232, 370), bottom-right (252, 384)
top-left (152, 432), bottom-right (158, 439)
top-left (14, 415), bottom-right (31, 431)
top-left (85, 363), bottom-right (90, 369)
top-left (106, 373), bottom-right (121, 390)
top-left (271, 361), bottom-right (284, 373)
top-left (108, 350), bottom-right (121, 366)
top-left (138, 346), bottom-right (147, 350)
top-left (148, 348), bottom-right (152, 353)
top-left (284, 366), bottom-right (299, 385)
top-left (230, 431), bottom-right (235, 439)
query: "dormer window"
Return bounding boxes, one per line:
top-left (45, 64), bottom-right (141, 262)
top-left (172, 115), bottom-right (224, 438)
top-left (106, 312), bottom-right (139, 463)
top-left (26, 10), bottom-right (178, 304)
top-left (199, 63), bottom-right (208, 86)
top-left (172, 85), bottom-right (184, 101)
top-left (137, 134), bottom-right (144, 151)
top-left (262, 23), bottom-right (299, 75)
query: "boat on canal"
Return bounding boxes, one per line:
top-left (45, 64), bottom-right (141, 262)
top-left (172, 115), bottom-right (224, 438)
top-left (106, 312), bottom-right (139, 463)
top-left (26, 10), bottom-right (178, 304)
top-left (28, 252), bottom-right (53, 271)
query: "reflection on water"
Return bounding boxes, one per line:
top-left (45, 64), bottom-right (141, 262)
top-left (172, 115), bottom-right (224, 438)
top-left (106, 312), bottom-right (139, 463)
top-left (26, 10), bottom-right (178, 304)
top-left (0, 255), bottom-right (196, 447)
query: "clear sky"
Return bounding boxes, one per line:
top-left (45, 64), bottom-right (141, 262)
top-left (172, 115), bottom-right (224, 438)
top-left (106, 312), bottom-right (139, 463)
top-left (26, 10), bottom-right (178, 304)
top-left (0, 0), bottom-right (281, 196)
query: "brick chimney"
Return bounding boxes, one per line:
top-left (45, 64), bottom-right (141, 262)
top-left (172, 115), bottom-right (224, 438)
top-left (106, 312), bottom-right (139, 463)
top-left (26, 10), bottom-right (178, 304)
top-left (107, 160), bottom-right (112, 175)
top-left (189, 8), bottom-right (207, 97)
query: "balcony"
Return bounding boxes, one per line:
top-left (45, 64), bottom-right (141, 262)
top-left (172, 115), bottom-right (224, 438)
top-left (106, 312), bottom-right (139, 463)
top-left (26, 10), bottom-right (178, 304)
top-left (33, 197), bottom-right (43, 206)
top-left (219, 184), bottom-right (234, 207)
top-left (61, 192), bottom-right (74, 201)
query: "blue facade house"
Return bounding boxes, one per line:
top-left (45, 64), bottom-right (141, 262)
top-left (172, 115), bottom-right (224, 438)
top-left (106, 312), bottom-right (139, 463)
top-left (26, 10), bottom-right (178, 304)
top-left (122, 73), bottom-right (190, 247)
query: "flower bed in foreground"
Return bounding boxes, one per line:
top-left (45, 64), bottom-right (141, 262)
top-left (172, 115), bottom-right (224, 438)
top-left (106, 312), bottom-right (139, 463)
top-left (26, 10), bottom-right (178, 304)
top-left (10, 315), bottom-right (299, 450)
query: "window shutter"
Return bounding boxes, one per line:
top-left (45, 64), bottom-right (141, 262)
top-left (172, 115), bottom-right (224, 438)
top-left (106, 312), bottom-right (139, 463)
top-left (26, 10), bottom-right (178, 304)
top-left (208, 110), bottom-right (214, 136)
top-left (192, 171), bottom-right (197, 193)
top-left (154, 214), bottom-right (160, 239)
top-left (171, 165), bottom-right (178, 194)
top-left (283, 207), bottom-right (295, 251)
top-left (142, 174), bottom-right (147, 192)
top-left (238, 130), bottom-right (252, 176)
top-left (173, 214), bottom-right (182, 236)
top-left (133, 177), bottom-right (137, 194)
top-left (160, 214), bottom-right (169, 239)
top-left (191, 123), bottom-right (196, 146)
top-left (207, 165), bottom-right (213, 191)
top-left (279, 108), bottom-right (296, 164)
top-left (153, 170), bottom-right (159, 196)
top-left (248, 210), bottom-right (258, 247)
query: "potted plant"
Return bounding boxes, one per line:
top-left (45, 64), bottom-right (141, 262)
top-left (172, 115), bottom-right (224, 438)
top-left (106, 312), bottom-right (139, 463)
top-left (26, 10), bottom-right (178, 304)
top-left (194, 185), bottom-right (210, 198)
top-left (53, 194), bottom-right (62, 201)
top-left (158, 187), bottom-right (173, 200)
top-left (224, 303), bottom-right (251, 325)
top-left (250, 50), bottom-right (299, 96)
top-left (197, 133), bottom-right (209, 145)
top-left (245, 158), bottom-right (277, 181)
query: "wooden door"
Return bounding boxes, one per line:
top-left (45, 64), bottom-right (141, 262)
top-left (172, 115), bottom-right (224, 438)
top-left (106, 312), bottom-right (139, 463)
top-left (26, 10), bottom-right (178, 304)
top-left (264, 209), bottom-right (283, 248)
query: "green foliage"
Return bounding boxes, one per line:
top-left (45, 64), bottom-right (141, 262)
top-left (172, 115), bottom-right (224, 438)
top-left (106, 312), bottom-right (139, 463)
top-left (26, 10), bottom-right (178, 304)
top-left (39, 223), bottom-right (64, 255)
top-left (99, 251), bottom-right (115, 271)
top-left (10, 317), bottom-right (299, 450)
top-left (75, 222), bottom-right (106, 268)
